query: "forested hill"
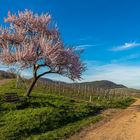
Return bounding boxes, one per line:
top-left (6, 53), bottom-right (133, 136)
top-left (78, 80), bottom-right (127, 89)
top-left (0, 70), bottom-right (126, 89)
top-left (38, 78), bottom-right (127, 89)
top-left (0, 70), bottom-right (16, 79)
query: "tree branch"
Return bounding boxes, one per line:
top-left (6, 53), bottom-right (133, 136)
top-left (38, 64), bottom-right (47, 67)
top-left (37, 70), bottom-right (60, 79)
top-left (33, 64), bottom-right (38, 78)
top-left (37, 70), bottom-right (51, 79)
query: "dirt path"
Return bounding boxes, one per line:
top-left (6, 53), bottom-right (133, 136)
top-left (0, 79), bottom-right (11, 85)
top-left (69, 98), bottom-right (140, 140)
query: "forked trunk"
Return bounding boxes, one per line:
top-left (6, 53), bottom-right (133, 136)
top-left (26, 78), bottom-right (38, 97)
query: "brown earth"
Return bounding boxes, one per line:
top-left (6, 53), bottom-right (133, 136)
top-left (69, 98), bottom-right (140, 140)
top-left (0, 79), bottom-right (11, 85)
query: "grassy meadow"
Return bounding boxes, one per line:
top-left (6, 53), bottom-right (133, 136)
top-left (0, 80), bottom-right (135, 140)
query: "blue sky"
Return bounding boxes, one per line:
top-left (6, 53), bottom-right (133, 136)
top-left (1, 0), bottom-right (140, 88)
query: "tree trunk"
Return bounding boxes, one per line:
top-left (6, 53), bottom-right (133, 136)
top-left (25, 78), bottom-right (38, 97)
top-left (25, 69), bottom-right (51, 97)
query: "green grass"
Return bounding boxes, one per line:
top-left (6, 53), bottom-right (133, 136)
top-left (0, 95), bottom-right (102, 140)
top-left (27, 115), bottom-right (102, 140)
top-left (86, 96), bottom-right (135, 109)
top-left (0, 80), bottom-right (135, 140)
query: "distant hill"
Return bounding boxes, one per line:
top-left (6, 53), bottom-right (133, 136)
top-left (38, 78), bottom-right (126, 89)
top-left (0, 70), bottom-right (16, 79)
top-left (78, 80), bottom-right (127, 89)
top-left (0, 70), bottom-right (127, 89)
top-left (38, 78), bottom-right (67, 84)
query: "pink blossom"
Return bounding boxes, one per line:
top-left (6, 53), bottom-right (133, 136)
top-left (0, 10), bottom-right (85, 82)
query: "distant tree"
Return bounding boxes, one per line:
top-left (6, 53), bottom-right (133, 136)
top-left (7, 68), bottom-right (25, 88)
top-left (0, 10), bottom-right (85, 97)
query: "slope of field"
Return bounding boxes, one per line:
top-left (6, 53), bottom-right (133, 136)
top-left (0, 79), bottom-right (11, 85)
top-left (69, 98), bottom-right (140, 140)
top-left (0, 80), bottom-right (135, 140)
top-left (0, 80), bottom-right (102, 140)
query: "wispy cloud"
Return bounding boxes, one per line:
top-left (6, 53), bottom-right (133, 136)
top-left (111, 53), bottom-right (140, 63)
top-left (0, 64), bottom-right (10, 71)
top-left (82, 63), bottom-right (140, 89)
top-left (111, 42), bottom-right (140, 51)
top-left (75, 44), bottom-right (96, 50)
top-left (1, 61), bottom-right (140, 88)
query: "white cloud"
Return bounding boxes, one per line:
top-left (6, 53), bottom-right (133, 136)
top-left (1, 61), bottom-right (140, 89)
top-left (20, 70), bottom-right (32, 78)
top-left (20, 69), bottom-right (74, 82)
top-left (111, 53), bottom-right (140, 63)
top-left (0, 64), bottom-right (11, 71)
top-left (111, 42), bottom-right (140, 51)
top-left (82, 63), bottom-right (140, 89)
top-left (75, 44), bottom-right (96, 50)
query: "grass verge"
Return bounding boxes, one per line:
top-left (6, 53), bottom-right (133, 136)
top-left (0, 79), bottom-right (136, 140)
top-left (27, 115), bottom-right (102, 140)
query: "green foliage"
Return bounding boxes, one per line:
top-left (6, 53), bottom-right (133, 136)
top-left (0, 80), bottom-right (135, 140)
top-left (0, 94), bottom-right (102, 140)
top-left (102, 97), bottom-right (135, 109)
top-left (27, 115), bottom-right (102, 140)
top-left (89, 96), bottom-right (135, 109)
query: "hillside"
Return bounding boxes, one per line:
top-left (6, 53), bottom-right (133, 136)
top-left (39, 78), bottom-right (127, 89)
top-left (0, 70), bottom-right (16, 79)
top-left (0, 70), bottom-right (126, 89)
top-left (0, 79), bottom-right (134, 140)
top-left (79, 80), bottom-right (127, 89)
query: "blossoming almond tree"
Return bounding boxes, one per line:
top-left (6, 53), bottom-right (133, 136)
top-left (0, 10), bottom-right (85, 97)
